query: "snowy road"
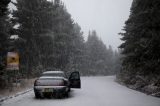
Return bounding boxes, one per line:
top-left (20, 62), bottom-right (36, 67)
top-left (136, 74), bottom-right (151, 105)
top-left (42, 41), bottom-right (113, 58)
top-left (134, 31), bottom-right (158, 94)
top-left (1, 76), bottom-right (160, 106)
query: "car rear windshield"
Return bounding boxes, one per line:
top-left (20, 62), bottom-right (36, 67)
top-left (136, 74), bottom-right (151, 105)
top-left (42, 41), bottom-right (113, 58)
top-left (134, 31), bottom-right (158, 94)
top-left (37, 78), bottom-right (64, 86)
top-left (42, 73), bottom-right (66, 78)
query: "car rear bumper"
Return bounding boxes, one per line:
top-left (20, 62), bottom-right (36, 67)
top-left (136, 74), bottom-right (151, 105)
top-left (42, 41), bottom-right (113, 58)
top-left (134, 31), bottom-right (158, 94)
top-left (34, 85), bottom-right (67, 89)
top-left (34, 86), bottom-right (69, 96)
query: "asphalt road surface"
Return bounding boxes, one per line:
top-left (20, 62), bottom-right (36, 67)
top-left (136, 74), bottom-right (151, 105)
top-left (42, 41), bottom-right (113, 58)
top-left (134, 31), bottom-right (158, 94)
top-left (1, 76), bottom-right (160, 106)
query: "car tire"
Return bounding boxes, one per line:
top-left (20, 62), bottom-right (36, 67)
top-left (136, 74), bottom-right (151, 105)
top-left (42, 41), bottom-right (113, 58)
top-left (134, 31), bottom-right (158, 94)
top-left (56, 93), bottom-right (62, 99)
top-left (68, 88), bottom-right (71, 92)
top-left (35, 92), bottom-right (41, 99)
top-left (65, 91), bottom-right (69, 97)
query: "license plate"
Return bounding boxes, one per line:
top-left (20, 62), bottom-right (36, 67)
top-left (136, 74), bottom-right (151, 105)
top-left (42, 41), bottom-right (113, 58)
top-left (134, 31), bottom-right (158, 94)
top-left (45, 88), bottom-right (53, 92)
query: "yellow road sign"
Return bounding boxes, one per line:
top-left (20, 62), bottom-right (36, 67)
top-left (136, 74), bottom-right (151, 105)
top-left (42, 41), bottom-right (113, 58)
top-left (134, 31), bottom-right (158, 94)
top-left (7, 52), bottom-right (19, 70)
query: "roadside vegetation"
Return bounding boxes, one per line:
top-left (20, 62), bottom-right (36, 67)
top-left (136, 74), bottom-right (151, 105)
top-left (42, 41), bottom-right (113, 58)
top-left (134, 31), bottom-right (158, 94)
top-left (117, 0), bottom-right (160, 97)
top-left (0, 0), bottom-right (120, 91)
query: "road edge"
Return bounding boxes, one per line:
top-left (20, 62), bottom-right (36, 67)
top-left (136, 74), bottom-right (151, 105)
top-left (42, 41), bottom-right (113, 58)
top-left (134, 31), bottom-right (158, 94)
top-left (0, 88), bottom-right (33, 103)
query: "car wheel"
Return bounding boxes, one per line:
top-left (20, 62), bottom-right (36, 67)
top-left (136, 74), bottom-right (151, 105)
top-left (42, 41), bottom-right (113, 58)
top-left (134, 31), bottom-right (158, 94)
top-left (65, 91), bottom-right (69, 97)
top-left (35, 92), bottom-right (41, 99)
top-left (68, 88), bottom-right (71, 92)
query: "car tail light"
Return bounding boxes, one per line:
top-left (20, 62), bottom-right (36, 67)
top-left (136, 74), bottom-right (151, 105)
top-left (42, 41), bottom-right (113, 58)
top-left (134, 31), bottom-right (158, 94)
top-left (58, 80), bottom-right (64, 86)
top-left (34, 80), bottom-right (41, 86)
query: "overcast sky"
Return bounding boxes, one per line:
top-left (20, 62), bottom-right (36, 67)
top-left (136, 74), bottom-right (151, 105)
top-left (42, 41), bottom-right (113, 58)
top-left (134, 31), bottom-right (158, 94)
top-left (62, 0), bottom-right (132, 49)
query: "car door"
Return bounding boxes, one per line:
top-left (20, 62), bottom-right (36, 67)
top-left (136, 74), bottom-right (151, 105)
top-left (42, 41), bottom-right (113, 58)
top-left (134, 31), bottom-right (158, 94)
top-left (69, 71), bottom-right (81, 88)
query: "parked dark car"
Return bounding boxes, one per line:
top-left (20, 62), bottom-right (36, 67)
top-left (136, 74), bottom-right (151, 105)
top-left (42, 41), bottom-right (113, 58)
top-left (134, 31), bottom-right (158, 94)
top-left (34, 71), bottom-right (81, 98)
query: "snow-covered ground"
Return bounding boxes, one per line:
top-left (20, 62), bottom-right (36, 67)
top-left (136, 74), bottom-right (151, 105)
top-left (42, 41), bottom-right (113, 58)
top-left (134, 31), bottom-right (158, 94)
top-left (1, 76), bottom-right (160, 106)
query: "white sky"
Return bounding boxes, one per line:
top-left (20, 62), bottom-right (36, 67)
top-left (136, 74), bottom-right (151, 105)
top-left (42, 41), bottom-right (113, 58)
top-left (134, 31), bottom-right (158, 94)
top-left (62, 0), bottom-right (132, 49)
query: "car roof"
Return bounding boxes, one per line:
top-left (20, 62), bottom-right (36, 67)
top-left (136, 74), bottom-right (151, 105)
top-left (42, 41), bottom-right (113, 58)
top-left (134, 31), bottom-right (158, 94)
top-left (42, 71), bottom-right (64, 74)
top-left (39, 76), bottom-right (64, 79)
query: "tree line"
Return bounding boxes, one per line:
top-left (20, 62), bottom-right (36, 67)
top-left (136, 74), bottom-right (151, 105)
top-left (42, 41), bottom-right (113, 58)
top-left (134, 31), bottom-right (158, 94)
top-left (0, 0), bottom-right (120, 88)
top-left (117, 0), bottom-right (160, 97)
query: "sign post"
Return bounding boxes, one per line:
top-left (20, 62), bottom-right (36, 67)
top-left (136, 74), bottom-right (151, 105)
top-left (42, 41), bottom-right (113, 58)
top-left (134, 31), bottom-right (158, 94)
top-left (6, 52), bottom-right (20, 90)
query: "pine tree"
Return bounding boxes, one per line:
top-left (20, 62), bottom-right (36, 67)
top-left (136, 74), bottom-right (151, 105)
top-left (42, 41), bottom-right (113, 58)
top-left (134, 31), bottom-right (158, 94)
top-left (12, 0), bottom-right (87, 75)
top-left (119, 0), bottom-right (160, 93)
top-left (85, 30), bottom-right (111, 75)
top-left (0, 0), bottom-right (10, 60)
top-left (0, 0), bottom-right (11, 88)
top-left (12, 0), bottom-right (55, 77)
top-left (50, 0), bottom-right (77, 71)
top-left (66, 23), bottom-right (85, 73)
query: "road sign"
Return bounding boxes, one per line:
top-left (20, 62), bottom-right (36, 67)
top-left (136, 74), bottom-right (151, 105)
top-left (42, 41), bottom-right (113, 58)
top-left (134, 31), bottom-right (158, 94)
top-left (7, 52), bottom-right (19, 70)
